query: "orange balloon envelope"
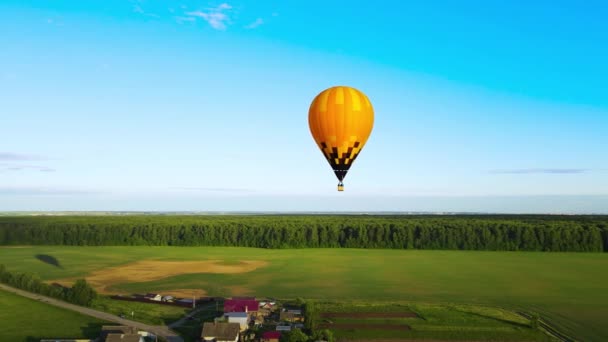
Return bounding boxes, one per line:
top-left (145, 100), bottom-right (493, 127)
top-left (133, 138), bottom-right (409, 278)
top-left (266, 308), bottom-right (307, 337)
top-left (308, 86), bottom-right (374, 191)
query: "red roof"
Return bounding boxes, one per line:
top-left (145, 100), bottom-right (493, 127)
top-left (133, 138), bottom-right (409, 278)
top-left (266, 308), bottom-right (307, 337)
top-left (263, 331), bottom-right (281, 339)
top-left (224, 299), bottom-right (259, 313)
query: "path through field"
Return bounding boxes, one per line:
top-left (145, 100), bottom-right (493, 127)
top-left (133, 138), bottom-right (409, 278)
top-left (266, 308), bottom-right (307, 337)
top-left (0, 283), bottom-right (184, 342)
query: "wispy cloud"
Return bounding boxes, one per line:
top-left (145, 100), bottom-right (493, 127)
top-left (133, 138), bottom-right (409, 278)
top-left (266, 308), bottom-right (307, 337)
top-left (133, 3), bottom-right (160, 18)
top-left (0, 152), bottom-right (43, 161)
top-left (245, 18), bottom-right (264, 29)
top-left (0, 187), bottom-right (99, 196)
top-left (489, 168), bottom-right (588, 174)
top-left (0, 153), bottom-right (53, 172)
top-left (172, 186), bottom-right (255, 193)
top-left (0, 164), bottom-right (55, 172)
top-left (186, 3), bottom-right (233, 30)
top-left (176, 16), bottom-right (196, 24)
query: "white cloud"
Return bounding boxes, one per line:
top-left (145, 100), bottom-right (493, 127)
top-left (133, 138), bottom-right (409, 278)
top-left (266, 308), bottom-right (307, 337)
top-left (245, 18), bottom-right (264, 29)
top-left (186, 3), bottom-right (233, 30)
top-left (0, 152), bottom-right (43, 161)
top-left (133, 4), bottom-right (160, 18)
top-left (489, 168), bottom-right (588, 175)
top-left (176, 16), bottom-right (196, 24)
top-left (0, 163), bottom-right (55, 172)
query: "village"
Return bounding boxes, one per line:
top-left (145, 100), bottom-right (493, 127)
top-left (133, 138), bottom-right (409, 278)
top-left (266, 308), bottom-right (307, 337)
top-left (41, 293), bottom-right (316, 342)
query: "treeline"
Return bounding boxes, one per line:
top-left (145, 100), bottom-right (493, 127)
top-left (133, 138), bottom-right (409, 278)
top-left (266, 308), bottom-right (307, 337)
top-left (0, 264), bottom-right (97, 306)
top-left (0, 215), bottom-right (607, 252)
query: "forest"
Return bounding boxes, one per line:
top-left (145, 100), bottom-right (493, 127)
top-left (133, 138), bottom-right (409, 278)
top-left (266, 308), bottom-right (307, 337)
top-left (0, 215), bottom-right (607, 252)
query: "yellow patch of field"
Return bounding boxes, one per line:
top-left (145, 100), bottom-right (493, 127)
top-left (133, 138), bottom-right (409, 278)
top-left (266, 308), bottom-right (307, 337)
top-left (51, 259), bottom-right (267, 295)
top-left (159, 288), bottom-right (208, 298)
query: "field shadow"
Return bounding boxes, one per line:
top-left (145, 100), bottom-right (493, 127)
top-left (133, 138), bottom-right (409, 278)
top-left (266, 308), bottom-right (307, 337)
top-left (24, 322), bottom-right (104, 342)
top-left (35, 254), bottom-right (63, 269)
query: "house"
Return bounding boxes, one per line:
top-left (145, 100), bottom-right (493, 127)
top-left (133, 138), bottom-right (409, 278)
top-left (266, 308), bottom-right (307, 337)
top-left (276, 325), bottom-right (292, 332)
top-left (201, 322), bottom-right (240, 342)
top-left (224, 298), bottom-right (259, 315)
top-left (280, 311), bottom-right (304, 323)
top-left (259, 302), bottom-right (275, 311)
top-left (105, 334), bottom-right (144, 342)
top-left (224, 312), bottom-right (249, 331)
top-left (144, 293), bottom-right (162, 301)
top-left (253, 315), bottom-right (264, 326)
top-left (261, 331), bottom-right (281, 342)
top-left (99, 326), bottom-right (141, 342)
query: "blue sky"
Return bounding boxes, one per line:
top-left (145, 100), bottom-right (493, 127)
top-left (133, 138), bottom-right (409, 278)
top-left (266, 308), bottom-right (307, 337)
top-left (1, 0), bottom-right (607, 213)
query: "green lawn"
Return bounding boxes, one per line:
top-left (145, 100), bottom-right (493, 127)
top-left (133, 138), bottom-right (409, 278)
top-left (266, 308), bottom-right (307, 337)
top-left (0, 288), bottom-right (108, 342)
top-left (91, 296), bottom-right (190, 325)
top-left (1, 246), bottom-right (607, 341)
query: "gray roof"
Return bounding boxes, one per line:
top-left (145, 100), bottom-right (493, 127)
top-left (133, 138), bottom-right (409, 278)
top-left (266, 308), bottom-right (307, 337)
top-left (225, 312), bottom-right (248, 318)
top-left (201, 322), bottom-right (240, 340)
top-left (105, 333), bottom-right (142, 342)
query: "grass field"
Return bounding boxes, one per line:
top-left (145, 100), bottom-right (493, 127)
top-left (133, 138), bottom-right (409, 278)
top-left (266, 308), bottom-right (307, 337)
top-left (1, 246), bottom-right (607, 341)
top-left (0, 288), bottom-right (108, 342)
top-left (91, 296), bottom-right (189, 325)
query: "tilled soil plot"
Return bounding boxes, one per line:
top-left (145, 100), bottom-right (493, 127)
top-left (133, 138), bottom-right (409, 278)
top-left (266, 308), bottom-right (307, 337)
top-left (319, 323), bottom-right (411, 330)
top-left (321, 312), bottom-right (418, 318)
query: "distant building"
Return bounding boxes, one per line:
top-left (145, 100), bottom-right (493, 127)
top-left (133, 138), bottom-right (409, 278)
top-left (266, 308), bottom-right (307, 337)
top-left (262, 331), bottom-right (281, 342)
top-left (144, 293), bottom-right (162, 301)
top-left (201, 322), bottom-right (240, 342)
top-left (224, 298), bottom-right (259, 314)
top-left (276, 325), bottom-right (292, 332)
top-left (98, 326), bottom-right (145, 342)
top-left (280, 311), bottom-right (304, 323)
top-left (224, 312), bottom-right (249, 331)
top-left (104, 334), bottom-right (144, 342)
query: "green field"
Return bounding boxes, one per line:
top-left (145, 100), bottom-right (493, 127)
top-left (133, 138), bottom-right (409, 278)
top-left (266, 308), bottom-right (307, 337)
top-left (91, 296), bottom-right (189, 325)
top-left (317, 302), bottom-right (550, 341)
top-left (0, 288), bottom-right (108, 342)
top-left (2, 246), bottom-right (607, 341)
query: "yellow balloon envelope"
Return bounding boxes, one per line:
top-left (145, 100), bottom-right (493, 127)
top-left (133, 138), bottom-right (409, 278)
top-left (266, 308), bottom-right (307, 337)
top-left (308, 86), bottom-right (374, 191)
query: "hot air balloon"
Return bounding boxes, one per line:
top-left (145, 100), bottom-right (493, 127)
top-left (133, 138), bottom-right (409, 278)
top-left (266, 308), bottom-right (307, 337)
top-left (308, 86), bottom-right (374, 191)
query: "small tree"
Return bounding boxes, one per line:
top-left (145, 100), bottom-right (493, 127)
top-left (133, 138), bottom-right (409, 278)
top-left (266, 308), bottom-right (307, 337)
top-left (69, 279), bottom-right (97, 306)
top-left (280, 328), bottom-right (308, 342)
top-left (304, 300), bottom-right (318, 331)
top-left (311, 329), bottom-right (334, 342)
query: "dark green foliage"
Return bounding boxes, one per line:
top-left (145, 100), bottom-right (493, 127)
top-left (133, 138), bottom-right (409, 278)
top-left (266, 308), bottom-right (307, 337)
top-left (280, 328), bottom-right (309, 342)
top-left (303, 300), bottom-right (319, 331)
top-left (69, 279), bottom-right (97, 306)
top-left (0, 215), bottom-right (606, 252)
top-left (311, 329), bottom-right (334, 342)
top-left (0, 264), bottom-right (97, 307)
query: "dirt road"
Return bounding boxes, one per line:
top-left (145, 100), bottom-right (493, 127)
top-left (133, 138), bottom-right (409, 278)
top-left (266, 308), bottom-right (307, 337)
top-left (0, 283), bottom-right (184, 342)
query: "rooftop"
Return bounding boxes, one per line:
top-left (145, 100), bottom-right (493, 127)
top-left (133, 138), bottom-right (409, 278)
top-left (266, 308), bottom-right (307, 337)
top-left (201, 322), bottom-right (240, 341)
top-left (263, 331), bottom-right (282, 339)
top-left (225, 312), bottom-right (248, 318)
top-left (105, 333), bottom-right (142, 342)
